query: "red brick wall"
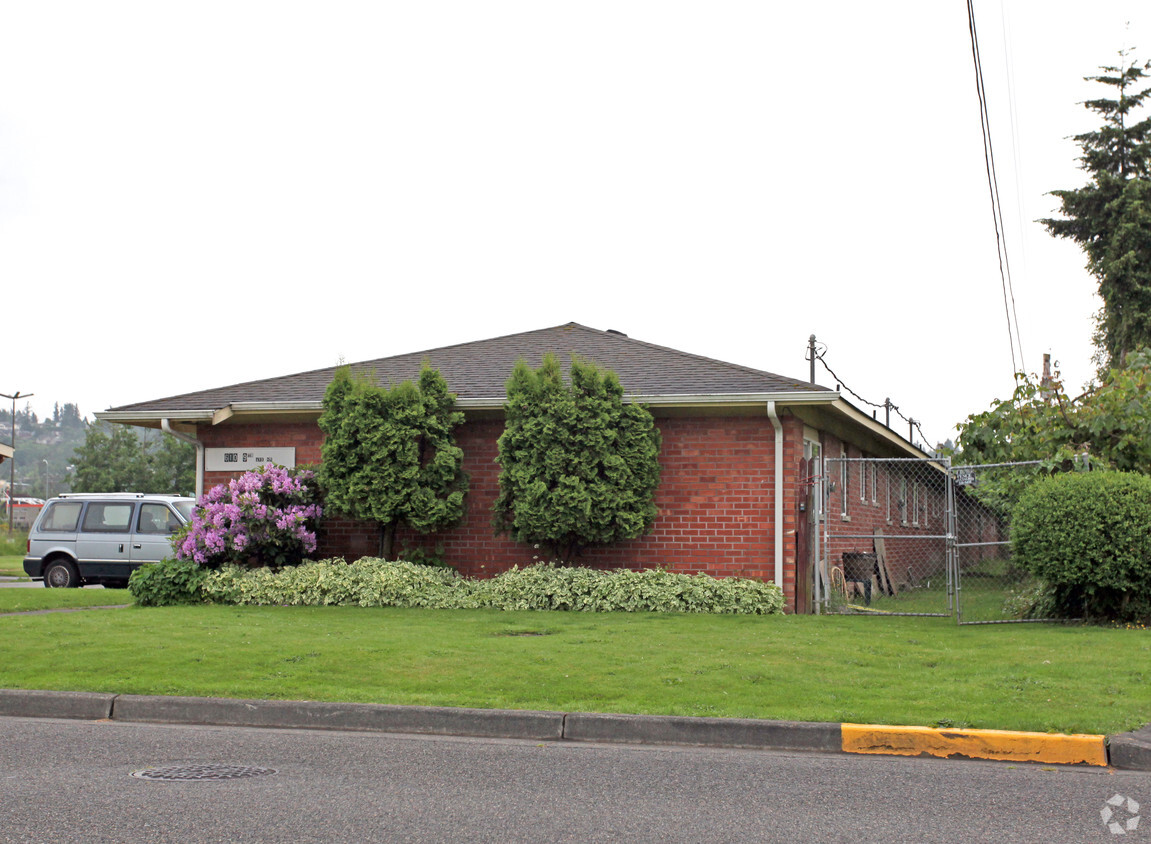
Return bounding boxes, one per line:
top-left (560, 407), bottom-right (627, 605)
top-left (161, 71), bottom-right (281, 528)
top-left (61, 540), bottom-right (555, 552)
top-left (819, 436), bottom-right (950, 588)
top-left (200, 423), bottom-right (323, 490)
top-left (193, 413), bottom-right (792, 595)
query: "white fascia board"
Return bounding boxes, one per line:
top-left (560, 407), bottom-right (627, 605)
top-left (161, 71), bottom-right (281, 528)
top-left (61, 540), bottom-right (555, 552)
top-left (456, 391), bottom-right (840, 409)
top-left (96, 392), bottom-right (842, 423)
top-left (225, 402), bottom-right (323, 414)
top-left (96, 410), bottom-right (216, 423)
top-left (630, 391), bottom-right (840, 406)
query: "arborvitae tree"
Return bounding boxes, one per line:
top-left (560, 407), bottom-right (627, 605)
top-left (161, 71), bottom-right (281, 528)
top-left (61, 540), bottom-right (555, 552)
top-left (1042, 52), bottom-right (1151, 369)
top-left (492, 354), bottom-right (662, 560)
top-left (318, 365), bottom-right (468, 560)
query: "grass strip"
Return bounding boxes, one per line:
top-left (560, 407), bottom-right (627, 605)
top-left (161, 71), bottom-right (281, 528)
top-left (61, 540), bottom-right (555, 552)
top-left (0, 604), bottom-right (1147, 735)
top-left (0, 588), bottom-right (132, 614)
top-left (0, 554), bottom-right (28, 578)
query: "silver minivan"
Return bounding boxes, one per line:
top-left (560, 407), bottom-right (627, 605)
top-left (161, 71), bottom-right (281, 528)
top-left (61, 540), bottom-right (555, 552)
top-left (23, 493), bottom-right (196, 588)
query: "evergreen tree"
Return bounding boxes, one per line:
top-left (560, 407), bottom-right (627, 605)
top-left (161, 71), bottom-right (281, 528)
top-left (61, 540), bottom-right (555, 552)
top-left (57, 403), bottom-right (85, 430)
top-left (147, 432), bottom-right (197, 495)
top-left (1042, 52), bottom-right (1151, 368)
top-left (317, 365), bottom-right (468, 559)
top-left (70, 422), bottom-right (195, 494)
top-left (71, 422), bottom-right (151, 492)
top-left (493, 354), bottom-right (662, 560)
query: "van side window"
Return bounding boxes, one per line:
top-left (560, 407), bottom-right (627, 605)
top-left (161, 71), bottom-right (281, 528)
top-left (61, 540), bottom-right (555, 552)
top-left (81, 503), bottom-right (135, 533)
top-left (41, 501), bottom-right (83, 531)
top-left (138, 503), bottom-right (180, 535)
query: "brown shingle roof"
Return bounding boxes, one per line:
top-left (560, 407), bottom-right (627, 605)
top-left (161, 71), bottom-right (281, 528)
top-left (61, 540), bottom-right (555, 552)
top-left (107, 322), bottom-right (832, 414)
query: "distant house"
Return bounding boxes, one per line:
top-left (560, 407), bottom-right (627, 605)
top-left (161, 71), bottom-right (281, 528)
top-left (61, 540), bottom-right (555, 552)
top-left (3, 440), bottom-right (43, 529)
top-left (99, 322), bottom-right (934, 612)
top-left (3, 496), bottom-right (44, 529)
top-left (0, 443), bottom-right (12, 524)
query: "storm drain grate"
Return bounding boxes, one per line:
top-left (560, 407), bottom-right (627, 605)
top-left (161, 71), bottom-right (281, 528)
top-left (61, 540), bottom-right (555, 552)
top-left (130, 764), bottom-right (277, 782)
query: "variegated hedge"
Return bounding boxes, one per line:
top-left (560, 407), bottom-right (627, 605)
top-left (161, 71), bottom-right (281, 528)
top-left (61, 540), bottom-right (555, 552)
top-left (132, 558), bottom-right (785, 615)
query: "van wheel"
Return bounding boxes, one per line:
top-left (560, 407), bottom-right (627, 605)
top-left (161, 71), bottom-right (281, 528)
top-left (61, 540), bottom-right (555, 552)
top-left (43, 560), bottom-right (81, 588)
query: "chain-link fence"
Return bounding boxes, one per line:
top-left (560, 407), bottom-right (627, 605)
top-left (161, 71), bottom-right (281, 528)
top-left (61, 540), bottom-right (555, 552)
top-left (819, 458), bottom-right (953, 616)
top-left (816, 458), bottom-right (1051, 623)
top-left (950, 461), bottom-right (1052, 624)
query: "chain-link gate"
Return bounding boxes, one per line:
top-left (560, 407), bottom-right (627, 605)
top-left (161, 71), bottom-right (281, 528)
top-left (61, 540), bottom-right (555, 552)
top-left (949, 461), bottom-right (1053, 624)
top-left (818, 458), bottom-right (953, 617)
top-left (815, 458), bottom-right (1051, 623)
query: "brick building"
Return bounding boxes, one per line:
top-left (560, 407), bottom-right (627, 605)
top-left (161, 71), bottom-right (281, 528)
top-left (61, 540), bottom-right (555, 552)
top-left (99, 323), bottom-right (934, 612)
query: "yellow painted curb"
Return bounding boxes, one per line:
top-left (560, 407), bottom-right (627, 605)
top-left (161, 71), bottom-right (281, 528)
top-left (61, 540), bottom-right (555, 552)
top-left (841, 723), bottom-right (1108, 766)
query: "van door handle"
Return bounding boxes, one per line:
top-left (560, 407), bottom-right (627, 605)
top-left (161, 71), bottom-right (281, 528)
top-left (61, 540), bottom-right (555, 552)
top-left (119, 544), bottom-right (124, 553)
top-left (133, 544), bottom-right (142, 549)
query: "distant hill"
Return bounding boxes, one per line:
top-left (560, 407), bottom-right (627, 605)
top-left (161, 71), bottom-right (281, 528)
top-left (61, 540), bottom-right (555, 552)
top-left (1, 403), bottom-right (125, 498)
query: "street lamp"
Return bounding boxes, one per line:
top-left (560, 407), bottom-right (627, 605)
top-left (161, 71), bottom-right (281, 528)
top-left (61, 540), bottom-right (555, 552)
top-left (1, 391), bottom-right (34, 533)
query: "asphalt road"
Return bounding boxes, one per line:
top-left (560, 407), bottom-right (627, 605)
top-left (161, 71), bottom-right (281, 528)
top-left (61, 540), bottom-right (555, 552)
top-left (2, 717), bottom-right (1148, 843)
top-left (0, 578), bottom-right (106, 589)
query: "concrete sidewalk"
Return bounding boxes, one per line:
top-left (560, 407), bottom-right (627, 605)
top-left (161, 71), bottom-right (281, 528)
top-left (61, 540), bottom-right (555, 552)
top-left (1, 688), bottom-right (1146, 769)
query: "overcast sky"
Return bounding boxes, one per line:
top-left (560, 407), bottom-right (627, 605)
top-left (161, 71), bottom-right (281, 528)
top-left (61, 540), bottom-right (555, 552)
top-left (1, 1), bottom-right (1147, 446)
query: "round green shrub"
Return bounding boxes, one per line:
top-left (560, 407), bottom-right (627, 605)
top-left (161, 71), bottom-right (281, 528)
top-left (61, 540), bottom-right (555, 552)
top-left (1011, 471), bottom-right (1151, 621)
top-left (128, 558), bottom-right (208, 606)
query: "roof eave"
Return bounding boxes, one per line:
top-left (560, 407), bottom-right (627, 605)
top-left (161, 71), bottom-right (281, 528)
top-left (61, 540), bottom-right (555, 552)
top-left (631, 391), bottom-right (840, 407)
top-left (96, 391), bottom-right (842, 425)
top-left (830, 398), bottom-right (937, 462)
top-left (96, 409), bottom-right (216, 424)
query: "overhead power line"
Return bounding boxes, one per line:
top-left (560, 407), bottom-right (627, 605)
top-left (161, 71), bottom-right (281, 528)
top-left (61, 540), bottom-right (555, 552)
top-left (967, 0), bottom-right (1026, 379)
top-left (806, 339), bottom-right (933, 449)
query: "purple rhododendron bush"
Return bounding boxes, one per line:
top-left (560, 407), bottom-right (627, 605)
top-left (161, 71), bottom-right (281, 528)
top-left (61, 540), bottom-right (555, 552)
top-left (176, 464), bottom-right (322, 569)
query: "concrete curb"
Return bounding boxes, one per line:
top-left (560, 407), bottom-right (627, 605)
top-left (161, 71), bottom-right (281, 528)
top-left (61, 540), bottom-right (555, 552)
top-left (2, 688), bottom-right (1146, 769)
top-left (1108, 725), bottom-right (1151, 771)
top-left (112, 694), bottom-right (565, 741)
top-left (842, 722), bottom-right (1109, 767)
top-left (0, 689), bottom-right (116, 721)
top-left (565, 712), bottom-right (841, 753)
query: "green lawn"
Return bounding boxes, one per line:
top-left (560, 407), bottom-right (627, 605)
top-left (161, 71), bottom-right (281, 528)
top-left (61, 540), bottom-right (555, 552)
top-left (1, 529), bottom-right (28, 577)
top-left (0, 600), bottom-right (1147, 736)
top-left (0, 588), bottom-right (131, 613)
top-left (0, 555), bottom-right (28, 578)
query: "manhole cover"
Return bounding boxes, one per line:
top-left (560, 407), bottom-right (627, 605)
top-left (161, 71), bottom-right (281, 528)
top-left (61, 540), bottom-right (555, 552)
top-left (130, 764), bottom-right (277, 782)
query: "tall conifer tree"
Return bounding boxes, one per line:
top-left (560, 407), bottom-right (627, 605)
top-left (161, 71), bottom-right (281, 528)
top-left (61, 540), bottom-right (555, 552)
top-left (1042, 52), bottom-right (1151, 368)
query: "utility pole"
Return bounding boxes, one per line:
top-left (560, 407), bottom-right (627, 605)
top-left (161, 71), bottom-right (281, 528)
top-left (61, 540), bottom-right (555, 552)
top-left (808, 334), bottom-right (816, 384)
top-left (2, 391), bottom-right (33, 533)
